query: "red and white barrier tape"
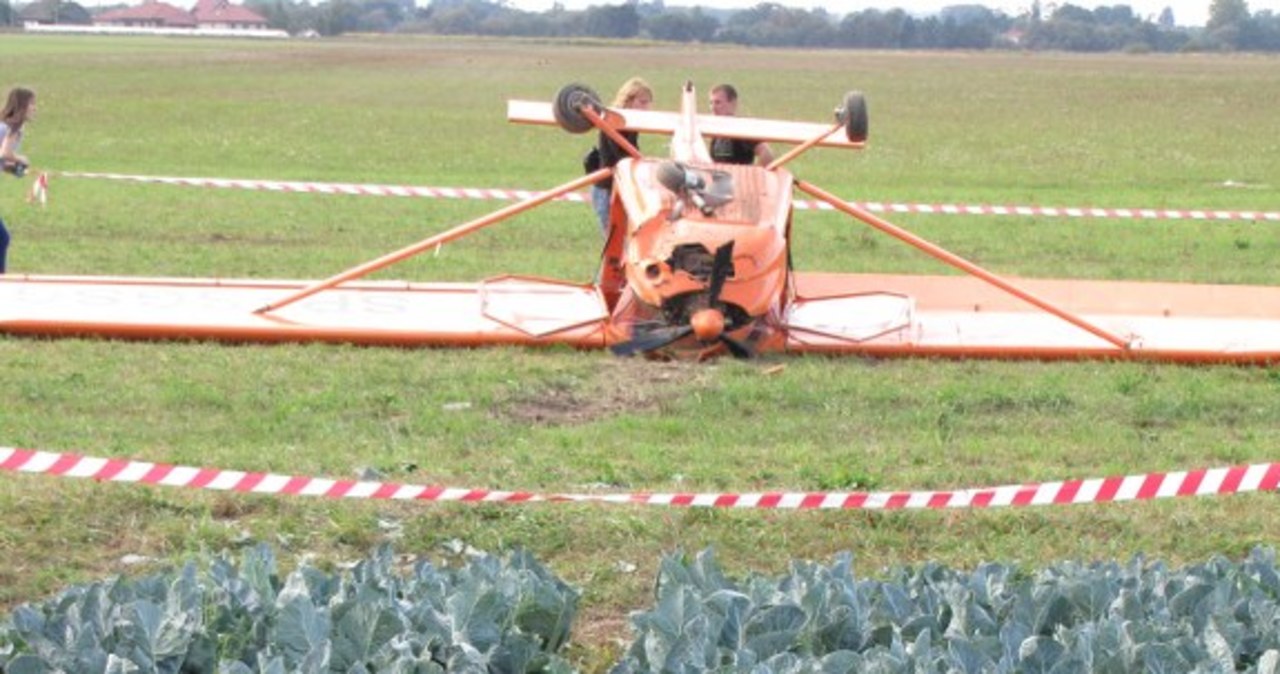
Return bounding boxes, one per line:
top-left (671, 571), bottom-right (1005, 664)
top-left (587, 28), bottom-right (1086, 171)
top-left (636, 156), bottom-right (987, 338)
top-left (26, 171), bottom-right (48, 207)
top-left (58, 171), bottom-right (586, 204)
top-left (58, 171), bottom-right (1280, 222)
top-left (4, 447), bottom-right (1278, 510)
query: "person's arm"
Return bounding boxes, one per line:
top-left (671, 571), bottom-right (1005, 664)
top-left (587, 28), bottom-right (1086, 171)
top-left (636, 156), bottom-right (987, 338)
top-left (0, 131), bottom-right (19, 164)
top-left (754, 141), bottom-right (774, 166)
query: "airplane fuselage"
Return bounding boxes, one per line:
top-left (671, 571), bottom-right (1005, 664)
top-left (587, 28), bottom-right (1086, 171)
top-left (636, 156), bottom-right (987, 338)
top-left (600, 157), bottom-right (794, 356)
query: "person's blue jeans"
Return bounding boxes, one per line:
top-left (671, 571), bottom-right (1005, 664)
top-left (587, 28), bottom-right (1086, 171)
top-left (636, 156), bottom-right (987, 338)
top-left (0, 215), bottom-right (9, 273)
top-left (591, 185), bottom-right (611, 238)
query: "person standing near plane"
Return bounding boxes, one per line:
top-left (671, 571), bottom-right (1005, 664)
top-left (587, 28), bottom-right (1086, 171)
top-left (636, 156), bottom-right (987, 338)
top-left (0, 87), bottom-right (37, 274)
top-left (590, 77), bottom-right (653, 236)
top-left (707, 83), bottom-right (774, 166)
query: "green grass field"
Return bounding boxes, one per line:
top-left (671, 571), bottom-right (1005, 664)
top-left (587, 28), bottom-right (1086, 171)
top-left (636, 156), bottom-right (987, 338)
top-left (2, 34), bottom-right (1279, 666)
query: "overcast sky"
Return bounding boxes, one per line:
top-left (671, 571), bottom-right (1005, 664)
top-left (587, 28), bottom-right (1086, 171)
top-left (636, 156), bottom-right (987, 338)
top-left (504, 1), bottom-right (1280, 28)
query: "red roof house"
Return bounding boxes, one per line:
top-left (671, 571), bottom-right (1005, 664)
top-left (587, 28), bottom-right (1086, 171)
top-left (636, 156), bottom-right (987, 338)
top-left (191, 0), bottom-right (267, 29)
top-left (93, 0), bottom-right (267, 30)
top-left (95, 0), bottom-right (197, 27)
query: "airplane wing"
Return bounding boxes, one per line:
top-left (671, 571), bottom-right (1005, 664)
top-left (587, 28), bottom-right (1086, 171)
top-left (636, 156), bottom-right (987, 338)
top-left (507, 100), bottom-right (864, 150)
top-left (784, 273), bottom-right (1280, 364)
top-left (0, 275), bottom-right (610, 348)
top-left (8, 272), bottom-right (1278, 364)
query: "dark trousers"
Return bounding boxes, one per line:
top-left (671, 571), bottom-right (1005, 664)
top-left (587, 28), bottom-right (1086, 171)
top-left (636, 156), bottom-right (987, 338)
top-left (0, 215), bottom-right (9, 273)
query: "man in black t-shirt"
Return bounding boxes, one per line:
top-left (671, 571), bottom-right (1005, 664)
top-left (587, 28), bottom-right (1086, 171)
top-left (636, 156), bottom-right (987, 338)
top-left (707, 84), bottom-right (774, 166)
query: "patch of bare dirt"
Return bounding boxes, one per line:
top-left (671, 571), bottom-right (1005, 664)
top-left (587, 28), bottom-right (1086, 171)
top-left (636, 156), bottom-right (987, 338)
top-left (496, 358), bottom-right (716, 426)
top-left (568, 608), bottom-right (631, 668)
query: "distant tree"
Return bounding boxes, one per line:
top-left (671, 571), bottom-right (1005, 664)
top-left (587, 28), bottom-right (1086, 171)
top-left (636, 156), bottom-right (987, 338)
top-left (939, 4), bottom-right (995, 24)
top-left (1051, 3), bottom-right (1096, 23)
top-left (413, 0), bottom-right (507, 34)
top-left (923, 5), bottom-right (1008, 48)
top-left (1208, 0), bottom-right (1251, 48)
top-left (61, 1), bottom-right (90, 22)
top-left (424, 5), bottom-right (477, 32)
top-left (315, 0), bottom-right (361, 35)
top-left (643, 8), bottom-right (717, 42)
top-left (352, 0), bottom-right (407, 31)
top-left (18, 0), bottom-right (92, 24)
top-left (912, 16), bottom-right (944, 47)
top-left (1134, 16), bottom-right (1189, 49)
top-left (247, 0), bottom-right (321, 32)
top-left (1209, 0), bottom-right (1251, 29)
top-left (583, 3), bottom-right (639, 38)
top-left (1093, 5), bottom-right (1137, 25)
top-left (1253, 10), bottom-right (1280, 49)
top-left (723, 3), bottom-right (837, 47)
top-left (470, 8), bottom-right (557, 36)
top-left (356, 6), bottom-right (392, 30)
top-left (838, 9), bottom-right (914, 48)
top-left (938, 16), bottom-right (998, 48)
top-left (1029, 6), bottom-right (1102, 50)
top-left (0, 0), bottom-right (12, 25)
top-left (274, 0), bottom-right (1269, 53)
top-left (248, 0), bottom-right (285, 30)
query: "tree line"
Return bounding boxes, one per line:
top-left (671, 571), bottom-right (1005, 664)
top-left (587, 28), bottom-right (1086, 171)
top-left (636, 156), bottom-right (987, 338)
top-left (5, 0), bottom-right (1276, 51)
top-left (240, 0), bottom-right (1280, 52)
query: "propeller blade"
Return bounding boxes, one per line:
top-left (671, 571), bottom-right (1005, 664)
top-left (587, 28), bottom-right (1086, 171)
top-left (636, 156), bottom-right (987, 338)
top-left (706, 240), bottom-right (735, 304)
top-left (719, 335), bottom-right (753, 359)
top-left (611, 325), bottom-right (694, 357)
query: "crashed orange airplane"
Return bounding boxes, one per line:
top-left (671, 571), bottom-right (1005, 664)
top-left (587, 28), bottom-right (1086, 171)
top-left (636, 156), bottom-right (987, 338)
top-left (2, 81), bottom-right (1279, 363)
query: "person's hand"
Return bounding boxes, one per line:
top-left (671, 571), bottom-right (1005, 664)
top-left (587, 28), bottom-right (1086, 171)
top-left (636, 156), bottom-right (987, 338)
top-left (2, 157), bottom-right (29, 177)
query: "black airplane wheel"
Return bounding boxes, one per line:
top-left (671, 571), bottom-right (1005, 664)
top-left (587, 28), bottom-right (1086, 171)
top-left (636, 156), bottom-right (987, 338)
top-left (553, 83), bottom-right (603, 134)
top-left (838, 91), bottom-right (868, 143)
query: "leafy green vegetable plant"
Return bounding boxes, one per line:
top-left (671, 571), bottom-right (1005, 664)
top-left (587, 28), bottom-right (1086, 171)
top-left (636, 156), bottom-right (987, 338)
top-left (610, 548), bottom-right (1280, 673)
top-left (0, 545), bottom-right (578, 673)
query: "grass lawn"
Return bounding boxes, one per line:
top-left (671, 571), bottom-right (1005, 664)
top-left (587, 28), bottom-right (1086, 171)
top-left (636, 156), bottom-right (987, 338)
top-left (1, 34), bottom-right (1279, 667)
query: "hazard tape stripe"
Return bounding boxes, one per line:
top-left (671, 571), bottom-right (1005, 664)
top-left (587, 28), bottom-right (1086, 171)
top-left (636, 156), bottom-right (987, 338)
top-left (56, 171), bottom-right (1280, 222)
top-left (4, 447), bottom-right (1280, 510)
top-left (58, 172), bottom-right (591, 204)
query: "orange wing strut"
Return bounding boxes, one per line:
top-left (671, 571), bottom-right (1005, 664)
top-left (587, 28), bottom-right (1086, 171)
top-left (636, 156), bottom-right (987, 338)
top-left (766, 121), bottom-right (843, 172)
top-left (254, 168), bottom-right (613, 314)
top-left (795, 180), bottom-right (1134, 350)
top-left (581, 107), bottom-right (642, 159)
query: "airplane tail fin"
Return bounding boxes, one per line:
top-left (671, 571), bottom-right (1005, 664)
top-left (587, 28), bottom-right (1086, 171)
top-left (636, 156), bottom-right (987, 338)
top-left (670, 81), bottom-right (712, 163)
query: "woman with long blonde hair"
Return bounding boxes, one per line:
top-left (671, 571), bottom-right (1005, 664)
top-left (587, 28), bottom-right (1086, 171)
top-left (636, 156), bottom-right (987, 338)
top-left (591, 77), bottom-right (653, 237)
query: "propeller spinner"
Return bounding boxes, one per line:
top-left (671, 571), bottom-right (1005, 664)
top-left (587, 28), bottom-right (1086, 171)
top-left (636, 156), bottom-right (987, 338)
top-left (612, 241), bottom-right (752, 359)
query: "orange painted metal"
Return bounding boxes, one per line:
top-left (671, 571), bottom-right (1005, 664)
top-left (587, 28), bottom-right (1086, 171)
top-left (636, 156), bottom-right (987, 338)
top-left (614, 160), bottom-right (792, 319)
top-left (795, 179), bottom-right (1134, 351)
top-left (1, 275), bottom-right (610, 348)
top-left (765, 121), bottom-right (843, 172)
top-left (690, 308), bottom-right (725, 341)
top-left (785, 273), bottom-right (1280, 364)
top-left (254, 169), bottom-right (612, 314)
top-left (5, 271), bottom-right (1278, 363)
top-left (580, 106), bottom-right (642, 159)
